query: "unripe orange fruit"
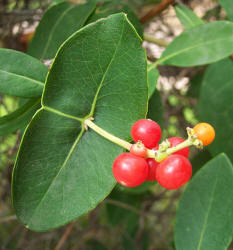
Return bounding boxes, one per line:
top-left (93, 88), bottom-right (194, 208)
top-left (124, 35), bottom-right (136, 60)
top-left (193, 123), bottom-right (215, 146)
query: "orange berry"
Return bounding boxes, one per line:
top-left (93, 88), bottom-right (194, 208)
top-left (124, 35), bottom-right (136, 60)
top-left (193, 123), bottom-right (215, 146)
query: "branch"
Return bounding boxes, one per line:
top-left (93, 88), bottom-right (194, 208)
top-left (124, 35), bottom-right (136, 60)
top-left (140, 0), bottom-right (175, 24)
top-left (143, 33), bottom-right (169, 47)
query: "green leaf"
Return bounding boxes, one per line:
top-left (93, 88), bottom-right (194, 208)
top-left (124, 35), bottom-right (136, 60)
top-left (158, 21), bottom-right (233, 67)
top-left (186, 74), bottom-right (203, 98)
top-left (12, 13), bottom-right (148, 231)
top-left (190, 149), bottom-right (212, 176)
top-left (175, 153), bottom-right (233, 250)
top-left (87, 2), bottom-right (143, 37)
top-left (147, 66), bottom-right (163, 129)
top-left (147, 66), bottom-right (159, 98)
top-left (117, 181), bottom-right (154, 194)
top-left (0, 49), bottom-right (47, 98)
top-left (28, 1), bottom-right (96, 60)
top-left (0, 98), bottom-right (40, 136)
top-left (175, 4), bottom-right (204, 29)
top-left (198, 58), bottom-right (233, 162)
top-left (218, 0), bottom-right (233, 22)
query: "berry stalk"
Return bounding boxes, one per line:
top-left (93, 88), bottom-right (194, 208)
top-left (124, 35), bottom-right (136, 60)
top-left (84, 118), bottom-right (132, 150)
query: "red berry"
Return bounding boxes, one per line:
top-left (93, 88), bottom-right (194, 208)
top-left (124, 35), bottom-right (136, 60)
top-left (131, 119), bottom-right (161, 149)
top-left (112, 153), bottom-right (148, 187)
top-left (156, 155), bottom-right (192, 190)
top-left (167, 137), bottom-right (189, 158)
top-left (146, 158), bottom-right (159, 181)
top-left (130, 141), bottom-right (147, 158)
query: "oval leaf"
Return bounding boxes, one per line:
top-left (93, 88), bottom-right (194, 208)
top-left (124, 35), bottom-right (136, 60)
top-left (0, 49), bottom-right (47, 97)
top-left (0, 98), bottom-right (40, 136)
top-left (198, 58), bottom-right (233, 161)
top-left (28, 1), bottom-right (96, 60)
top-left (158, 21), bottom-right (233, 67)
top-left (219, 0), bottom-right (233, 22)
top-left (175, 153), bottom-right (233, 250)
top-left (12, 13), bottom-right (148, 231)
top-left (175, 4), bottom-right (204, 29)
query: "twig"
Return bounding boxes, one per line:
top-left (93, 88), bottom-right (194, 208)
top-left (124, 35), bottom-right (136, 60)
top-left (54, 221), bottom-right (76, 250)
top-left (140, 0), bottom-right (175, 24)
top-left (143, 33), bottom-right (169, 47)
top-left (0, 215), bottom-right (17, 223)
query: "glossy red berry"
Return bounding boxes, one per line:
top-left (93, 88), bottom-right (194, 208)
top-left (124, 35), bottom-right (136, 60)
top-left (112, 153), bottom-right (148, 187)
top-left (130, 141), bottom-right (147, 158)
top-left (131, 119), bottom-right (161, 149)
top-left (167, 137), bottom-right (189, 158)
top-left (146, 158), bottom-right (159, 181)
top-left (156, 154), bottom-right (192, 190)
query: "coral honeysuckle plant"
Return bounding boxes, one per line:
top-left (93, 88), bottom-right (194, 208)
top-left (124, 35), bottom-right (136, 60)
top-left (0, 0), bottom-right (233, 249)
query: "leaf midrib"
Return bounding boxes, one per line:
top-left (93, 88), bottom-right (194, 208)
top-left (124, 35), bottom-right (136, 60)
top-left (27, 18), bottom-right (126, 226)
top-left (158, 36), bottom-right (233, 64)
top-left (0, 69), bottom-right (44, 87)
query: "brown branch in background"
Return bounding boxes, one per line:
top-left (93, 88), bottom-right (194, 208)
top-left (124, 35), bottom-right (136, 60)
top-left (140, 0), bottom-right (175, 24)
top-left (54, 221), bottom-right (76, 250)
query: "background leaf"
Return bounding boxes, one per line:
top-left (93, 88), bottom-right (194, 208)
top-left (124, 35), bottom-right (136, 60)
top-left (0, 49), bottom-right (47, 98)
top-left (198, 58), bottom-right (233, 161)
top-left (158, 21), bottom-right (233, 67)
top-left (147, 66), bottom-right (163, 129)
top-left (28, 1), bottom-right (96, 60)
top-left (175, 153), bottom-right (233, 250)
top-left (12, 13), bottom-right (148, 231)
top-left (175, 4), bottom-right (204, 29)
top-left (218, 0), bottom-right (233, 22)
top-left (87, 1), bottom-right (143, 37)
top-left (0, 98), bottom-right (40, 136)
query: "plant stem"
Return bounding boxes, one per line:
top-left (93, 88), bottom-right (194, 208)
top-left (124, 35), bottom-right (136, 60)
top-left (84, 119), bottom-right (132, 151)
top-left (144, 33), bottom-right (169, 47)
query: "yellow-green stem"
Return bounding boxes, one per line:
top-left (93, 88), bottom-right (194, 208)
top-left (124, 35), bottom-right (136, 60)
top-left (84, 119), bottom-right (132, 150)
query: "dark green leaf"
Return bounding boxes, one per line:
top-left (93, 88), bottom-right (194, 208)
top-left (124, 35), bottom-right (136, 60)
top-left (190, 149), bottom-right (212, 175)
top-left (218, 0), bottom-right (233, 21)
top-left (158, 21), bottom-right (233, 67)
top-left (186, 74), bottom-right (203, 98)
top-left (198, 58), bottom-right (233, 161)
top-left (12, 13), bottom-right (148, 231)
top-left (0, 49), bottom-right (47, 97)
top-left (175, 153), bottom-right (233, 250)
top-left (117, 181), bottom-right (154, 194)
top-left (147, 66), bottom-right (159, 98)
top-left (147, 65), bottom-right (163, 129)
top-left (87, 2), bottom-right (143, 37)
top-left (0, 98), bottom-right (40, 136)
top-left (175, 4), bottom-right (204, 29)
top-left (28, 1), bottom-right (96, 59)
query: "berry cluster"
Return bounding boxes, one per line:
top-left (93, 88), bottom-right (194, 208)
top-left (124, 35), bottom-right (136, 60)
top-left (112, 119), bottom-right (215, 190)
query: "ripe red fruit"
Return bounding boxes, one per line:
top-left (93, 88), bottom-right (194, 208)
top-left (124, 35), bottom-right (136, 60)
top-left (146, 158), bottom-right (159, 181)
top-left (131, 119), bottom-right (161, 149)
top-left (112, 153), bottom-right (148, 187)
top-left (167, 137), bottom-right (189, 158)
top-left (156, 154), bottom-right (192, 190)
top-left (130, 141), bottom-right (147, 158)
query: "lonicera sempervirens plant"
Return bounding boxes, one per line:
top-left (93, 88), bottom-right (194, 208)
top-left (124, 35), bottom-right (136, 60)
top-left (84, 118), bottom-right (215, 190)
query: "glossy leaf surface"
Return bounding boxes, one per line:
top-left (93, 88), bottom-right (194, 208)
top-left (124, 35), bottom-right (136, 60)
top-left (198, 58), bottom-right (233, 161)
top-left (175, 153), bottom-right (233, 250)
top-left (12, 14), bottom-right (148, 231)
top-left (158, 21), bottom-right (233, 67)
top-left (0, 49), bottom-right (47, 97)
top-left (28, 1), bottom-right (96, 59)
top-left (175, 4), bottom-right (204, 29)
